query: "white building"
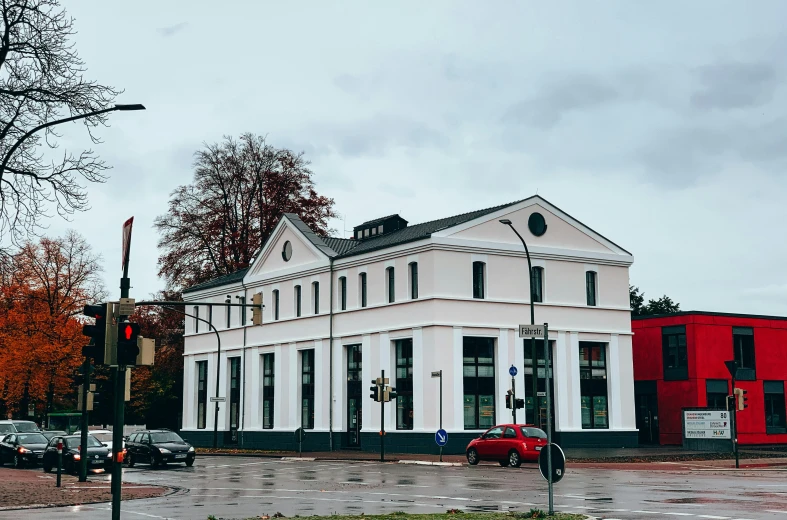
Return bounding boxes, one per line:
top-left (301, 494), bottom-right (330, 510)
top-left (181, 196), bottom-right (637, 453)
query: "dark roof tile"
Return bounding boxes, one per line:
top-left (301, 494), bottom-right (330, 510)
top-left (182, 268), bottom-right (249, 294)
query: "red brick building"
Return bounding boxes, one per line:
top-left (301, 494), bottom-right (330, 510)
top-left (632, 312), bottom-right (787, 445)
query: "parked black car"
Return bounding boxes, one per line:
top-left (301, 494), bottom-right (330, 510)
top-left (41, 434), bottom-right (111, 474)
top-left (125, 429), bottom-right (195, 468)
top-left (0, 432), bottom-right (49, 468)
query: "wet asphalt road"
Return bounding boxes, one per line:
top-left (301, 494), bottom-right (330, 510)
top-left (3, 456), bottom-right (787, 520)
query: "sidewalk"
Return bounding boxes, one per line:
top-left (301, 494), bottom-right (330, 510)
top-left (0, 468), bottom-right (169, 511)
top-left (196, 445), bottom-right (787, 466)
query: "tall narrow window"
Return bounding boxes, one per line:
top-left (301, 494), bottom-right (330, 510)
top-left (472, 261), bottom-right (485, 299)
top-left (524, 339), bottom-right (554, 426)
top-left (196, 360), bottom-right (207, 429)
top-left (208, 305), bottom-right (213, 327)
top-left (706, 379), bottom-right (728, 409)
top-left (239, 296), bottom-right (246, 325)
top-left (463, 337), bottom-right (495, 430)
top-left (531, 267), bottom-right (543, 303)
top-left (586, 271), bottom-right (597, 306)
top-left (229, 357), bottom-right (241, 431)
top-left (765, 381), bottom-right (786, 434)
top-left (340, 276), bottom-right (347, 310)
top-left (579, 342), bottom-right (608, 429)
top-left (360, 272), bottom-right (367, 308)
top-left (733, 327), bottom-right (756, 380)
top-left (226, 297), bottom-right (232, 328)
top-left (273, 290), bottom-right (280, 320)
top-left (294, 285), bottom-right (301, 317)
top-left (301, 349), bottom-right (315, 429)
top-left (662, 326), bottom-right (688, 380)
top-left (409, 262), bottom-right (418, 299)
top-left (313, 282), bottom-right (320, 314)
top-left (395, 339), bottom-right (414, 430)
top-left (387, 267), bottom-right (395, 303)
top-left (193, 306), bottom-right (200, 333)
top-left (262, 353), bottom-right (274, 429)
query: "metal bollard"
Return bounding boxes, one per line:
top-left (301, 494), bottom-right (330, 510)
top-left (56, 441), bottom-right (63, 488)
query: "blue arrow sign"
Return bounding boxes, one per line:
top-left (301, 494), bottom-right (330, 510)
top-left (435, 429), bottom-right (448, 447)
top-left (509, 365), bottom-right (518, 377)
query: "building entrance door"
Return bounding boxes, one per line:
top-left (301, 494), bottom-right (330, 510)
top-left (347, 345), bottom-right (362, 447)
top-left (524, 339), bottom-right (555, 430)
top-left (635, 381), bottom-right (659, 444)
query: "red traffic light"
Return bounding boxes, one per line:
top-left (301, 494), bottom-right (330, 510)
top-left (123, 324), bottom-right (132, 340)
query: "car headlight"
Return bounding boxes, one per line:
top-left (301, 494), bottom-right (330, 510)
top-left (74, 453), bottom-right (81, 461)
top-left (188, 446), bottom-right (195, 453)
top-left (158, 448), bottom-right (171, 454)
top-left (17, 447), bottom-right (29, 454)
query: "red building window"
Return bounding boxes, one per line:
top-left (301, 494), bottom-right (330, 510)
top-left (662, 326), bottom-right (688, 381)
top-left (764, 381), bottom-right (786, 434)
top-left (706, 379), bottom-right (728, 409)
top-left (733, 327), bottom-right (756, 381)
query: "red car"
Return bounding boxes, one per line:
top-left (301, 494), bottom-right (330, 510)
top-left (465, 424), bottom-right (547, 467)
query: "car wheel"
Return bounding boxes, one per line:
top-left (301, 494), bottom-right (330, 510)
top-left (498, 459), bottom-right (510, 467)
top-left (126, 454), bottom-right (135, 468)
top-left (13, 454), bottom-right (22, 469)
top-left (43, 462), bottom-right (52, 473)
top-left (508, 450), bottom-right (521, 468)
top-left (466, 448), bottom-right (479, 465)
top-left (150, 456), bottom-right (160, 469)
top-left (185, 458), bottom-right (194, 467)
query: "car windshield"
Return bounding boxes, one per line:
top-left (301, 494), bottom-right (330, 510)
top-left (13, 422), bottom-right (39, 432)
top-left (65, 436), bottom-right (103, 449)
top-left (18, 433), bottom-right (48, 444)
top-left (91, 433), bottom-right (112, 443)
top-left (520, 427), bottom-right (547, 439)
top-left (0, 424), bottom-right (14, 433)
top-left (150, 432), bottom-right (183, 443)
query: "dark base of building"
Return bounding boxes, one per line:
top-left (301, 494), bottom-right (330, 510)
top-left (182, 429), bottom-right (639, 455)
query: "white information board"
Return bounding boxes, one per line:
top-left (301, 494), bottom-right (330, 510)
top-left (684, 410), bottom-right (731, 439)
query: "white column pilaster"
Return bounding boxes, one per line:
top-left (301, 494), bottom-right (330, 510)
top-left (332, 339), bottom-right (345, 432)
top-left (608, 335), bottom-right (623, 429)
top-left (183, 355), bottom-right (194, 429)
top-left (288, 343), bottom-right (298, 429)
top-left (314, 340), bottom-right (324, 429)
top-left (249, 347), bottom-right (260, 429)
top-left (570, 332), bottom-right (582, 429)
top-left (554, 332), bottom-right (569, 430)
top-left (362, 335), bottom-right (373, 431)
top-left (513, 331), bottom-right (525, 406)
top-left (497, 328), bottom-right (510, 425)
top-left (380, 333), bottom-right (395, 431)
top-left (274, 345), bottom-right (283, 429)
top-left (218, 350), bottom-right (228, 431)
top-left (412, 328), bottom-right (424, 431)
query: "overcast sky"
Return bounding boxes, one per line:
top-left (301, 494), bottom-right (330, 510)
top-left (31, 1), bottom-right (787, 315)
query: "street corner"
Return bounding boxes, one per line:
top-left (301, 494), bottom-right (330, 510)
top-left (0, 467), bottom-right (170, 511)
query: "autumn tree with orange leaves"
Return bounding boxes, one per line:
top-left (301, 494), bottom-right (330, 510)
top-left (0, 231), bottom-right (105, 419)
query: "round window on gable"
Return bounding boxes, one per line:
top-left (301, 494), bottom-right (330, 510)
top-left (528, 212), bottom-right (547, 237)
top-left (282, 241), bottom-right (293, 261)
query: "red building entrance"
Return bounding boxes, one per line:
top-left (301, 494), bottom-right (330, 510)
top-left (632, 312), bottom-right (787, 445)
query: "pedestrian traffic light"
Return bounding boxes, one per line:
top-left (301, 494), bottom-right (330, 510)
top-left (116, 321), bottom-right (140, 366)
top-left (515, 398), bottom-right (525, 409)
top-left (735, 388), bottom-right (748, 411)
top-left (505, 389), bottom-right (513, 409)
top-left (384, 387), bottom-right (398, 402)
top-left (370, 381), bottom-right (380, 402)
top-left (81, 303), bottom-right (110, 364)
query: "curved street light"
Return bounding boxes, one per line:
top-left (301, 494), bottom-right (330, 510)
top-left (0, 103), bottom-right (146, 176)
top-left (499, 218), bottom-right (539, 428)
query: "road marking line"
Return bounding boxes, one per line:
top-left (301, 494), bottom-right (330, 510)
top-left (632, 511), bottom-right (663, 514)
top-left (765, 512), bottom-right (787, 515)
top-left (663, 513), bottom-right (695, 517)
top-left (697, 516), bottom-right (730, 519)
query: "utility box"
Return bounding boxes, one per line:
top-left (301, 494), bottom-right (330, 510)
top-left (136, 337), bottom-right (155, 366)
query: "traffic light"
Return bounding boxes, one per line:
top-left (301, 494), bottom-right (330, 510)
top-left (735, 388), bottom-right (748, 411)
top-left (81, 303), bottom-right (110, 364)
top-left (252, 292), bottom-right (263, 326)
top-left (385, 387), bottom-right (398, 402)
top-left (505, 389), bottom-right (513, 409)
top-left (370, 381), bottom-right (380, 402)
top-left (515, 398), bottom-right (525, 409)
top-left (116, 321), bottom-right (140, 366)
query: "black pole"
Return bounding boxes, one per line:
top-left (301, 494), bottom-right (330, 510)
top-left (380, 369), bottom-right (385, 463)
top-left (111, 266), bottom-right (132, 520)
top-left (512, 375), bottom-right (517, 424)
top-left (56, 440), bottom-right (62, 488)
top-left (439, 370), bottom-right (443, 462)
top-left (732, 375), bottom-right (739, 469)
top-left (502, 222), bottom-right (538, 428)
top-left (79, 359), bottom-right (90, 482)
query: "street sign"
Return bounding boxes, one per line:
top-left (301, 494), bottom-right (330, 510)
top-left (294, 427), bottom-right (306, 443)
top-left (519, 324), bottom-right (545, 338)
top-left (122, 217), bottom-right (133, 273)
top-left (27, 403), bottom-right (34, 417)
top-left (684, 410), bottom-right (731, 439)
top-left (537, 391), bottom-right (546, 397)
top-left (509, 365), bottom-right (518, 377)
top-left (118, 297), bottom-right (135, 316)
top-left (435, 429), bottom-right (448, 447)
top-left (539, 443), bottom-right (566, 484)
top-left (209, 397), bottom-right (226, 402)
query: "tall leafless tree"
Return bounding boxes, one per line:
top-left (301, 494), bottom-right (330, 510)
top-left (0, 0), bottom-right (121, 244)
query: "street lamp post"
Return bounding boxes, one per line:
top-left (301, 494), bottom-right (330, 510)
top-left (499, 219), bottom-right (538, 428)
top-left (0, 104), bottom-right (146, 176)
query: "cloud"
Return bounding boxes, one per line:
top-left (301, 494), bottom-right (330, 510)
top-left (157, 22), bottom-right (188, 37)
top-left (691, 61), bottom-right (779, 111)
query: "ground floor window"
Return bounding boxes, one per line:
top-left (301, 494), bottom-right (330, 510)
top-left (196, 360), bottom-right (207, 429)
top-left (395, 339), bottom-right (413, 430)
top-left (463, 336), bottom-right (495, 430)
top-left (229, 357), bottom-right (241, 430)
top-left (523, 339), bottom-right (554, 428)
top-left (301, 349), bottom-right (314, 429)
top-left (262, 353), bottom-right (274, 429)
top-left (706, 379), bottom-right (728, 409)
top-left (765, 381), bottom-right (786, 434)
top-left (580, 342), bottom-right (608, 429)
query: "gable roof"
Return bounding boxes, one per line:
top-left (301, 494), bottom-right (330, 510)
top-left (183, 268), bottom-right (249, 294)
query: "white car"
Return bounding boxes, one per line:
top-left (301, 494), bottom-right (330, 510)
top-left (73, 430), bottom-right (124, 450)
